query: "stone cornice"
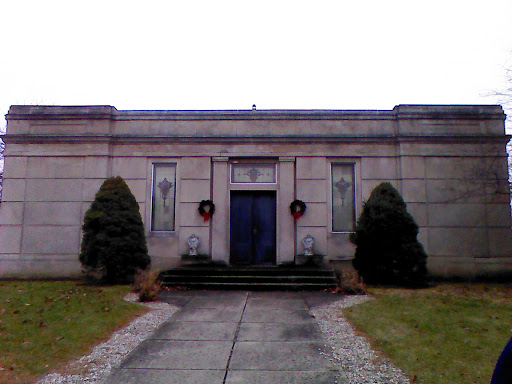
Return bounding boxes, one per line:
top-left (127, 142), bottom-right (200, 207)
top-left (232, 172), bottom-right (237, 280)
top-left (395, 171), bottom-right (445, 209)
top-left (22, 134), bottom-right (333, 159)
top-left (6, 105), bottom-right (115, 120)
top-left (393, 104), bottom-right (505, 120)
top-left (114, 110), bottom-right (397, 121)
top-left (6, 104), bottom-right (506, 121)
top-left (3, 133), bottom-right (508, 145)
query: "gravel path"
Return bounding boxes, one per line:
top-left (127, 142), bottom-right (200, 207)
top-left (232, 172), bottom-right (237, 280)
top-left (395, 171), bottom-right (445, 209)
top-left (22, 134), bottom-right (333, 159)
top-left (37, 294), bottom-right (179, 384)
top-left (38, 293), bottom-right (410, 384)
top-left (311, 295), bottom-right (411, 384)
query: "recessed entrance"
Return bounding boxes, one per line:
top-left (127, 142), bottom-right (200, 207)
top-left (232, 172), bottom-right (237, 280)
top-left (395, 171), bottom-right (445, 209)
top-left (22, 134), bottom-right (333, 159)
top-left (230, 191), bottom-right (276, 265)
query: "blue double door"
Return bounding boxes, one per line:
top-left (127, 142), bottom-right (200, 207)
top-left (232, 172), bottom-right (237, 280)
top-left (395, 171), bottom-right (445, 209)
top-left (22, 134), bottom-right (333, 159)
top-left (230, 191), bottom-right (276, 265)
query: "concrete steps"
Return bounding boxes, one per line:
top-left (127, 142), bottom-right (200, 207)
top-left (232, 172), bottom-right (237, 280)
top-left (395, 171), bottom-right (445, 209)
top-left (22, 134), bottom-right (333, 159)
top-left (159, 264), bottom-right (338, 290)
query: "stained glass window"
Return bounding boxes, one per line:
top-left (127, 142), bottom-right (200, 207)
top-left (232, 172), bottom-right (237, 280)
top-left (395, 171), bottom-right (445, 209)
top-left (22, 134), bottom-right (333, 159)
top-left (231, 163), bottom-right (276, 183)
top-left (151, 164), bottom-right (176, 231)
top-left (332, 164), bottom-right (355, 232)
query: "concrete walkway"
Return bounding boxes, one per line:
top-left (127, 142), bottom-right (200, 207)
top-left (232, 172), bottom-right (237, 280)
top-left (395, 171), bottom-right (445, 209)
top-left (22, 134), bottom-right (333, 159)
top-left (105, 290), bottom-right (346, 384)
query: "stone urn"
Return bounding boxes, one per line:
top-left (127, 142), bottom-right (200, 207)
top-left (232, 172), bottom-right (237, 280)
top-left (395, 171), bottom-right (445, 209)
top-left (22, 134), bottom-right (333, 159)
top-left (187, 234), bottom-right (199, 256)
top-left (302, 234), bottom-right (315, 256)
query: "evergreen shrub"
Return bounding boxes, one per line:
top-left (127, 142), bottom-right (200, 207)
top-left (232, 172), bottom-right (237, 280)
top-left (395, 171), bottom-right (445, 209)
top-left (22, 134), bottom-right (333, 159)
top-left (349, 182), bottom-right (428, 287)
top-left (79, 176), bottom-right (150, 283)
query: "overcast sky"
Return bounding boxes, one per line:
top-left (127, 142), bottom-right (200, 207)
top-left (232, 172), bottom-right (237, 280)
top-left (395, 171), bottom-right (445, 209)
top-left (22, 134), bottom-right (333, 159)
top-left (1, 0), bottom-right (511, 133)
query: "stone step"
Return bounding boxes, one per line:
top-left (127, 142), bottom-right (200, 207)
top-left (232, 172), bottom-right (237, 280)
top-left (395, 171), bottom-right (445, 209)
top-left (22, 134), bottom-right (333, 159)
top-left (160, 266), bottom-right (335, 276)
top-left (159, 263), bottom-right (338, 290)
top-left (161, 281), bottom-right (336, 290)
top-left (160, 275), bottom-right (336, 284)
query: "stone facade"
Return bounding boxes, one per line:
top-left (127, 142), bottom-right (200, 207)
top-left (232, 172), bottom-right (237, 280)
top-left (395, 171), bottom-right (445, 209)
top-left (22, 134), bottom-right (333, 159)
top-left (0, 105), bottom-right (511, 278)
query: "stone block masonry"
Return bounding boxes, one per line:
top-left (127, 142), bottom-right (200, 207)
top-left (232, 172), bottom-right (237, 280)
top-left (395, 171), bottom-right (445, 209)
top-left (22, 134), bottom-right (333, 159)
top-left (1, 104), bottom-right (510, 278)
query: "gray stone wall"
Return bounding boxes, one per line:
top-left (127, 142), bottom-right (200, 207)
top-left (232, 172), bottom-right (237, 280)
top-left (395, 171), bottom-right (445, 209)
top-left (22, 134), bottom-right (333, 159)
top-left (1, 105), bottom-right (510, 279)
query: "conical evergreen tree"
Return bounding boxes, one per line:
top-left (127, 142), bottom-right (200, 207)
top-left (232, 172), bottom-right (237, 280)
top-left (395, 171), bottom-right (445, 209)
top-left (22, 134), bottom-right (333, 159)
top-left (350, 182), bottom-right (428, 287)
top-left (79, 176), bottom-right (150, 283)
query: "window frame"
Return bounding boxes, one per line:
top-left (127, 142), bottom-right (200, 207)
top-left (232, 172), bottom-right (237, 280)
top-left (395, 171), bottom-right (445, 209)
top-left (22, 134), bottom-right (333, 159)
top-left (150, 162), bottom-right (177, 232)
top-left (330, 162), bottom-right (357, 233)
top-left (229, 161), bottom-right (278, 185)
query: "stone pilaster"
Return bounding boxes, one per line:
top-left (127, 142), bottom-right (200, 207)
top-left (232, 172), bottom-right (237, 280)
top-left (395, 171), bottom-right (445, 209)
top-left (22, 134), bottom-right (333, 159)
top-left (278, 157), bottom-right (295, 264)
top-left (211, 157), bottom-right (229, 263)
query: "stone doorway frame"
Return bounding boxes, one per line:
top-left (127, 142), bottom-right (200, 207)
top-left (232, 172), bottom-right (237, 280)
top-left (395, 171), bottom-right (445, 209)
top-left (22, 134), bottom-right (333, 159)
top-left (211, 156), bottom-right (296, 265)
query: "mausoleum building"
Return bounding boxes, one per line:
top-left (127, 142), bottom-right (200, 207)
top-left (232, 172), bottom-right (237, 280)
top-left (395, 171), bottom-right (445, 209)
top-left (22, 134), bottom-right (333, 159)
top-left (0, 105), bottom-right (511, 278)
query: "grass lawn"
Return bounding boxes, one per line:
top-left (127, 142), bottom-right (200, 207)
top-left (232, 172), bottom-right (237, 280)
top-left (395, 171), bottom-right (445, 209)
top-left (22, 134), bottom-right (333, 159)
top-left (343, 283), bottom-right (512, 384)
top-left (0, 280), bottom-right (148, 384)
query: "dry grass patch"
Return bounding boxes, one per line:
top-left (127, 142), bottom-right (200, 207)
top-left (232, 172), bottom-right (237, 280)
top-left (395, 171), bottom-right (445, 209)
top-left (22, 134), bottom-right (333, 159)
top-left (0, 280), bottom-right (147, 384)
top-left (343, 283), bottom-right (512, 384)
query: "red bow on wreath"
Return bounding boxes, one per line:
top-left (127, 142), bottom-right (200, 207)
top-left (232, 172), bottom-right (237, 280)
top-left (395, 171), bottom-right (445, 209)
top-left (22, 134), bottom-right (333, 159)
top-left (290, 200), bottom-right (307, 220)
top-left (198, 200), bottom-right (215, 222)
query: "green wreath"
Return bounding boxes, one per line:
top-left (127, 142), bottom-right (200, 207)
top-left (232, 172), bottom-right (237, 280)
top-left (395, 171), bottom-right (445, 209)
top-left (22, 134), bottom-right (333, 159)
top-left (290, 200), bottom-right (307, 220)
top-left (198, 200), bottom-right (215, 222)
